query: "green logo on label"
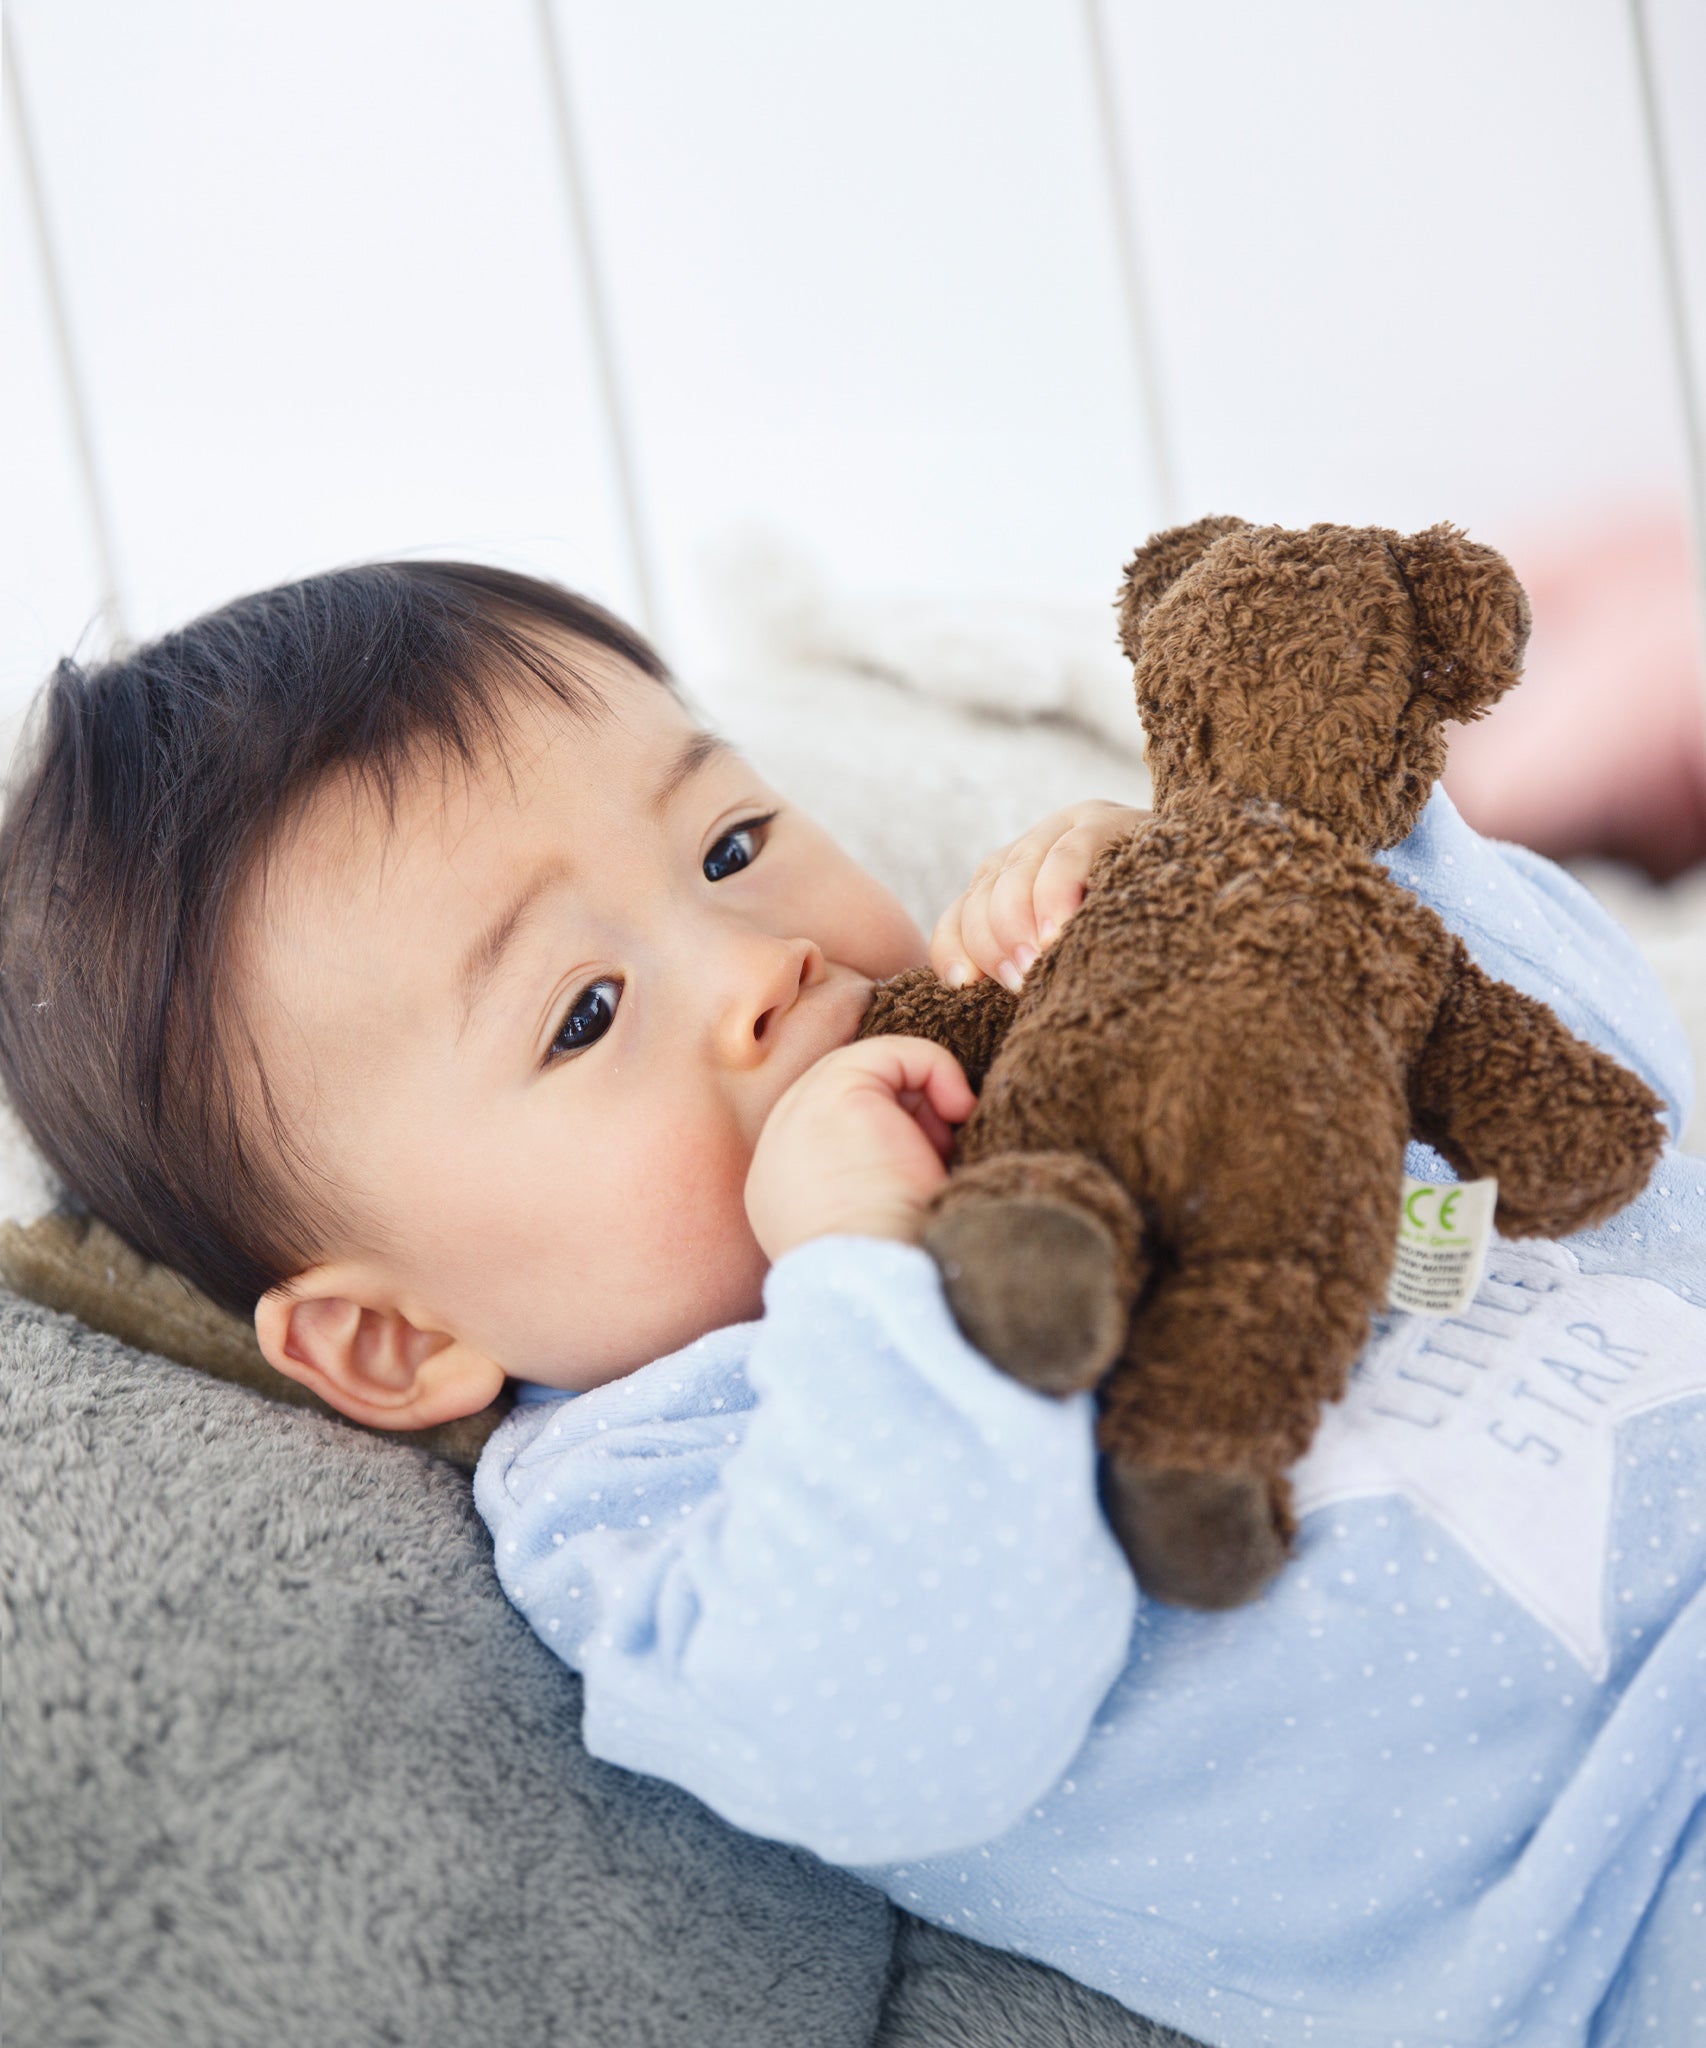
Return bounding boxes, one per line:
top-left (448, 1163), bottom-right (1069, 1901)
top-left (1404, 1185), bottom-right (1461, 1233)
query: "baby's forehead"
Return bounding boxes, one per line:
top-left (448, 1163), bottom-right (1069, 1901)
top-left (237, 658), bottom-right (703, 970)
top-left (304, 648), bottom-right (685, 834)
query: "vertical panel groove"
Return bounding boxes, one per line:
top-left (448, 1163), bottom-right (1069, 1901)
top-left (4, 16), bottom-right (126, 646)
top-left (1627, 0), bottom-right (1706, 721)
top-left (533, 0), bottom-right (661, 641)
top-left (1079, 0), bottom-right (1177, 526)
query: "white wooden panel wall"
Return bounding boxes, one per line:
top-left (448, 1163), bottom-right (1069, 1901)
top-left (1655, 0), bottom-right (1706, 352)
top-left (555, 0), bottom-right (1162, 658)
top-left (1, 0), bottom-right (636, 698)
top-left (1639, 0), bottom-right (1706, 609)
top-left (3, 0), bottom-right (1702, 743)
top-left (1, 62), bottom-right (106, 761)
top-left (1097, 0), bottom-right (1695, 535)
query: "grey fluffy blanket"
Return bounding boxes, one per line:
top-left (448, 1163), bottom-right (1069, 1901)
top-left (1, 1286), bottom-right (1195, 2048)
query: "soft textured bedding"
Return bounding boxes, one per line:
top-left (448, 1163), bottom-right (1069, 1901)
top-left (2, 1284), bottom-right (1199, 2048)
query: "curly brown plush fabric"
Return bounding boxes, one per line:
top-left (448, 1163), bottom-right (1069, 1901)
top-left (861, 518), bottom-right (1666, 1612)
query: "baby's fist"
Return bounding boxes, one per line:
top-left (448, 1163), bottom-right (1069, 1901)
top-left (746, 1037), bottom-right (976, 1262)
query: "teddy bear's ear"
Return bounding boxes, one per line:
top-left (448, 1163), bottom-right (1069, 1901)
top-left (1386, 524), bottom-right (1532, 723)
top-left (1117, 516), bottom-right (1251, 663)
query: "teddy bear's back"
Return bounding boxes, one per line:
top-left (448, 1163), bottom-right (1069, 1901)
top-left (964, 799), bottom-right (1458, 1256)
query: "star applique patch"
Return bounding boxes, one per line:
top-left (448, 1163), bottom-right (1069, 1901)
top-left (1290, 1238), bottom-right (1706, 1681)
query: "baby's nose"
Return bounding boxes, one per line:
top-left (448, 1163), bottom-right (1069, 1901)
top-left (717, 938), bottom-right (825, 1067)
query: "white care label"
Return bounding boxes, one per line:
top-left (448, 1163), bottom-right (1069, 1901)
top-left (1387, 1172), bottom-right (1498, 1315)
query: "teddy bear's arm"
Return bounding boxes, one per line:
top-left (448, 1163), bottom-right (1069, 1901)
top-left (856, 966), bottom-right (1018, 1091)
top-left (1407, 940), bottom-right (1666, 1238)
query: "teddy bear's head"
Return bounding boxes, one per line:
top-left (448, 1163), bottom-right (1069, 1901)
top-left (1118, 517), bottom-right (1531, 849)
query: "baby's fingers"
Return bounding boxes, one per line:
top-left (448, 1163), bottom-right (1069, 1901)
top-left (931, 803), bottom-right (1147, 991)
top-left (897, 1088), bottom-right (958, 1164)
top-left (953, 861), bottom-right (1031, 991)
top-left (932, 839), bottom-right (1050, 990)
top-left (982, 850), bottom-right (1054, 985)
top-left (861, 1034), bottom-right (979, 1128)
top-left (1031, 822), bottom-right (1116, 944)
top-left (930, 890), bottom-right (976, 988)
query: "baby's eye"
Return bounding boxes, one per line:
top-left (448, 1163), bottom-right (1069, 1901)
top-left (702, 813), bottom-right (775, 883)
top-left (549, 977), bottom-right (621, 1061)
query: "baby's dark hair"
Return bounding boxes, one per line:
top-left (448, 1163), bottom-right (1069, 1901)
top-left (0, 561), bottom-right (672, 1319)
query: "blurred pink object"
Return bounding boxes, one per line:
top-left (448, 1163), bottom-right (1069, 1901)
top-left (1444, 506), bottom-right (1706, 881)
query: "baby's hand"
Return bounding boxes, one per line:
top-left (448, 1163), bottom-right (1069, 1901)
top-left (746, 1037), bottom-right (976, 1261)
top-left (931, 801), bottom-right (1148, 992)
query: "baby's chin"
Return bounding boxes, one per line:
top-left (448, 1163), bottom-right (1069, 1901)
top-left (537, 1224), bottom-right (770, 1390)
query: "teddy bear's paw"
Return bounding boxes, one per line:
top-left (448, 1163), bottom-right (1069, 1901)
top-left (1100, 1461), bottom-right (1291, 1611)
top-left (924, 1196), bottom-right (1126, 1397)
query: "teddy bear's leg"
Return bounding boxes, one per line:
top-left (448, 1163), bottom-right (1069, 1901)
top-left (1099, 1458), bottom-right (1295, 1612)
top-left (923, 1152), bottom-right (1149, 1397)
top-left (1095, 1245), bottom-right (1377, 1608)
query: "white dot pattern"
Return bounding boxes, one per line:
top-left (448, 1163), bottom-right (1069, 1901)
top-left (477, 1234), bottom-right (1137, 1866)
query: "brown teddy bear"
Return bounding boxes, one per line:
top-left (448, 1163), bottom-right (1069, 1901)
top-left (858, 516), bottom-right (1666, 1611)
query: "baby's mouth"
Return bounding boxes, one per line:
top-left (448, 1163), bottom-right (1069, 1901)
top-left (826, 968), bottom-right (879, 1046)
top-left (771, 970), bottom-right (874, 1087)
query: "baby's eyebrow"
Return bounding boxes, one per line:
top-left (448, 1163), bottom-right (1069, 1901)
top-left (649, 728), bottom-right (731, 814)
top-left (455, 856), bottom-right (575, 1042)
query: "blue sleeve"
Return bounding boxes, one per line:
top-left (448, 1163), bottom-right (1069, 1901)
top-left (1378, 786), bottom-right (1694, 1142)
top-left (473, 1236), bottom-right (1138, 1864)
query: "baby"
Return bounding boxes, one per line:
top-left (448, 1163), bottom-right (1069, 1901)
top-left (1, 561), bottom-right (1701, 2048)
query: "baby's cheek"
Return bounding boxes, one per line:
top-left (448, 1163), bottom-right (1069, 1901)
top-left (810, 842), bottom-right (928, 978)
top-left (622, 1104), bottom-right (769, 1321)
top-left (492, 1107), bottom-right (767, 1382)
top-left (850, 891), bottom-right (929, 981)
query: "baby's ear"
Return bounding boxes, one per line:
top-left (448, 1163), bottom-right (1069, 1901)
top-left (255, 1274), bottom-right (505, 1431)
top-left (1388, 523), bottom-right (1531, 723)
top-left (1117, 515), bottom-right (1251, 664)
